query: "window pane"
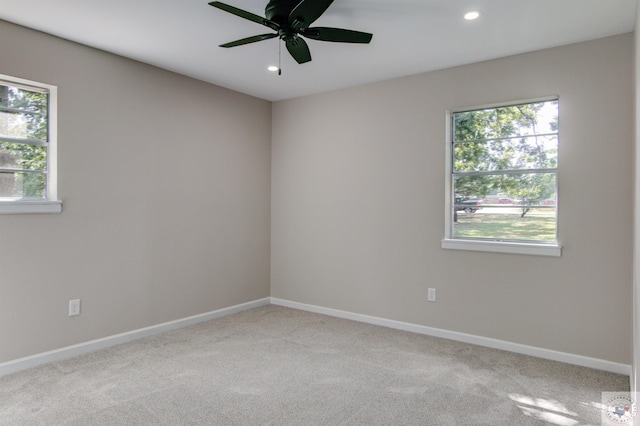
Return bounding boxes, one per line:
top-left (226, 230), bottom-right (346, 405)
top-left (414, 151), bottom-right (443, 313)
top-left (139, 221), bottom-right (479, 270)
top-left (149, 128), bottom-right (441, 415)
top-left (0, 171), bottom-right (46, 199)
top-left (453, 173), bottom-right (557, 243)
top-left (453, 173), bottom-right (557, 204)
top-left (0, 110), bottom-right (47, 142)
top-left (453, 206), bottom-right (556, 242)
top-left (453, 99), bottom-right (558, 142)
top-left (0, 75), bottom-right (55, 206)
top-left (0, 142), bottom-right (47, 170)
top-left (0, 83), bottom-right (47, 114)
top-left (0, 83), bottom-right (48, 143)
top-left (453, 175), bottom-right (493, 200)
top-left (453, 134), bottom-right (557, 172)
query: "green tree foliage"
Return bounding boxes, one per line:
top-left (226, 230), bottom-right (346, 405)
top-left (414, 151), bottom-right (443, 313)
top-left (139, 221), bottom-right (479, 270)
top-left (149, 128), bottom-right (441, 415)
top-left (453, 100), bottom-right (558, 217)
top-left (0, 84), bottom-right (48, 198)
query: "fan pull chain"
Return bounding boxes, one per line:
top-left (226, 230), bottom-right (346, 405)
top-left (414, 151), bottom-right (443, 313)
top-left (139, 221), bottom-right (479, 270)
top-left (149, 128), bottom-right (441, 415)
top-left (278, 39), bottom-right (282, 76)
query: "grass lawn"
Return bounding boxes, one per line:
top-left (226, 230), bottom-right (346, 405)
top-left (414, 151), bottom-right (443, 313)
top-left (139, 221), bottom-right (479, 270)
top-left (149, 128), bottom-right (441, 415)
top-left (454, 209), bottom-right (556, 241)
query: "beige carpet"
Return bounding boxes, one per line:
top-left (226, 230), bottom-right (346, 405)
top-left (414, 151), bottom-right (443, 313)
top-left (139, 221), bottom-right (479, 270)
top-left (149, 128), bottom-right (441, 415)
top-left (0, 305), bottom-right (629, 425)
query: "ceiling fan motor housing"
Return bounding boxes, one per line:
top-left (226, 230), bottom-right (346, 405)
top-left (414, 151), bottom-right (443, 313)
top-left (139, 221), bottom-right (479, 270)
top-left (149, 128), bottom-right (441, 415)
top-left (265, 0), bottom-right (300, 24)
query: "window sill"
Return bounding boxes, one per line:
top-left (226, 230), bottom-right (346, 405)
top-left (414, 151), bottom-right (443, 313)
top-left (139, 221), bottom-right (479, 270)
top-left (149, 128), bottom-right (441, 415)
top-left (0, 200), bottom-right (62, 214)
top-left (441, 239), bottom-right (561, 257)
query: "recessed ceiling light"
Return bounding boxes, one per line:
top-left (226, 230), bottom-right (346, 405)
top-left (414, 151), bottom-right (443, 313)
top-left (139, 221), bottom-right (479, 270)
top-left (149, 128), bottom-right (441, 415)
top-left (268, 65), bottom-right (279, 72)
top-left (464, 11), bottom-right (481, 20)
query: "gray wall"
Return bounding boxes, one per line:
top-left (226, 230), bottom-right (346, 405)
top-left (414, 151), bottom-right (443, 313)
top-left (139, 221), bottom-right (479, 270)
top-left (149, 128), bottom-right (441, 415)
top-left (1, 19), bottom-right (634, 367)
top-left (0, 21), bottom-right (272, 362)
top-left (272, 34), bottom-right (634, 364)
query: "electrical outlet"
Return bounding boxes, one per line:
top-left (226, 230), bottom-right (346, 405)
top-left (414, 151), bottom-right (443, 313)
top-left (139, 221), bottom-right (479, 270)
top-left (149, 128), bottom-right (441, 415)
top-left (428, 288), bottom-right (436, 302)
top-left (69, 299), bottom-right (81, 316)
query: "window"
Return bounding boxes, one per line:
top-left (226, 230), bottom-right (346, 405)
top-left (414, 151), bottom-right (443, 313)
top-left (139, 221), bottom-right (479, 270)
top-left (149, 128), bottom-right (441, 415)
top-left (0, 74), bottom-right (60, 214)
top-left (442, 97), bottom-right (560, 256)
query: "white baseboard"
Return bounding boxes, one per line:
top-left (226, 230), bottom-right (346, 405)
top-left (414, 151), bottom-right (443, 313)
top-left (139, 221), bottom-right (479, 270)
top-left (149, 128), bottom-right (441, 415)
top-left (271, 298), bottom-right (631, 376)
top-left (0, 297), bottom-right (271, 377)
top-left (2, 296), bottom-right (630, 378)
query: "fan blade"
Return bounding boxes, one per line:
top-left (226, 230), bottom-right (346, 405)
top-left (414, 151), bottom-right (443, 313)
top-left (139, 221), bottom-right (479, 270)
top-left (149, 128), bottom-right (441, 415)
top-left (302, 27), bottom-right (373, 44)
top-left (286, 37), bottom-right (312, 64)
top-left (289, 0), bottom-right (334, 29)
top-left (220, 33), bottom-right (278, 48)
top-left (209, 1), bottom-right (279, 31)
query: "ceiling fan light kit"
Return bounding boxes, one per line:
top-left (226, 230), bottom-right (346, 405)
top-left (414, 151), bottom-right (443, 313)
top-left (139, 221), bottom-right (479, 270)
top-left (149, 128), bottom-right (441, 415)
top-left (209, 0), bottom-right (373, 65)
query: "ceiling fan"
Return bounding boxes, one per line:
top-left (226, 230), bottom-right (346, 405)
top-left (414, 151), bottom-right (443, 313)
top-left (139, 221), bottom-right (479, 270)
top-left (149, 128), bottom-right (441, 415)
top-left (208, 0), bottom-right (373, 65)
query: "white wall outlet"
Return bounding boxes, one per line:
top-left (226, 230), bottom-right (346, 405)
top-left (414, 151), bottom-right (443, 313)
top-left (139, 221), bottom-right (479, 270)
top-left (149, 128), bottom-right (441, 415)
top-left (428, 288), bottom-right (436, 302)
top-left (69, 299), bottom-right (81, 316)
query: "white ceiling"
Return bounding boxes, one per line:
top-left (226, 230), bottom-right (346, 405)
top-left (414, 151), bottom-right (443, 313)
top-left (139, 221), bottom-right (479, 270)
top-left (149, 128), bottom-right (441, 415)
top-left (0, 0), bottom-right (636, 101)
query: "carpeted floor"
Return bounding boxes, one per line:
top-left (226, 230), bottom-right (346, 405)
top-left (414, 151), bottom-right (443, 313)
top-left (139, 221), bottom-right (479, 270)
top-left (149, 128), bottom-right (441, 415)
top-left (0, 305), bottom-right (629, 425)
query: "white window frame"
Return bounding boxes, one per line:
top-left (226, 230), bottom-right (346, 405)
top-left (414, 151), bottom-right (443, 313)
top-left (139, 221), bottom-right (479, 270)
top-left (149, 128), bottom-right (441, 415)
top-left (441, 96), bottom-right (561, 257)
top-left (0, 74), bottom-right (61, 214)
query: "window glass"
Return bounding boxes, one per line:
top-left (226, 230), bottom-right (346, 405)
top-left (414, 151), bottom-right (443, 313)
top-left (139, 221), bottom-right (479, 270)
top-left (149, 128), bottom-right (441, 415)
top-left (450, 98), bottom-right (558, 244)
top-left (0, 79), bottom-right (50, 201)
